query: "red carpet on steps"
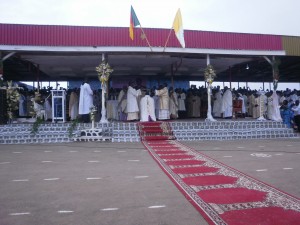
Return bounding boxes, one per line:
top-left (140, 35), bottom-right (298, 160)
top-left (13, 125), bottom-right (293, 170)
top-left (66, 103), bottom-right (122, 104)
top-left (137, 121), bottom-right (176, 141)
top-left (142, 139), bottom-right (300, 225)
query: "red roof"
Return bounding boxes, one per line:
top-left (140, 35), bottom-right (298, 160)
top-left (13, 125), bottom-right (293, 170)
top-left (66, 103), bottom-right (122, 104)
top-left (0, 23), bottom-right (283, 51)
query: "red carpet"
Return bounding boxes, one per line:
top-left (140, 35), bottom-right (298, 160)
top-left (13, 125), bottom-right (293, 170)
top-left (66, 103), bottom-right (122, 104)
top-left (138, 121), bottom-right (176, 141)
top-left (142, 139), bottom-right (300, 225)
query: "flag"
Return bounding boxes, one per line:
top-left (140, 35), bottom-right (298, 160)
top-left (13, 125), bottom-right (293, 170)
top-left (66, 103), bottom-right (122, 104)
top-left (129, 6), bottom-right (140, 40)
top-left (172, 9), bottom-right (185, 48)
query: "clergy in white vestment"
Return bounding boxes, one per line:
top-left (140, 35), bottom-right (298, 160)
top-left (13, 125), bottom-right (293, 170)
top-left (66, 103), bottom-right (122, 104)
top-left (140, 92), bottom-right (156, 122)
top-left (19, 93), bottom-right (27, 116)
top-left (279, 93), bottom-right (286, 105)
top-left (190, 92), bottom-right (201, 118)
top-left (257, 91), bottom-right (267, 120)
top-left (269, 91), bottom-right (282, 121)
top-left (126, 81), bottom-right (141, 121)
top-left (252, 93), bottom-right (260, 119)
top-left (221, 87), bottom-right (233, 118)
top-left (44, 99), bottom-right (52, 121)
top-left (169, 87), bottom-right (179, 119)
top-left (238, 93), bottom-right (246, 114)
top-left (79, 79), bottom-right (93, 123)
top-left (267, 92), bottom-right (273, 120)
top-left (155, 84), bottom-right (170, 120)
top-left (69, 90), bottom-right (79, 120)
top-left (247, 93), bottom-right (254, 117)
top-left (177, 89), bottom-right (186, 118)
top-left (117, 86), bottom-right (127, 121)
top-left (213, 89), bottom-right (222, 118)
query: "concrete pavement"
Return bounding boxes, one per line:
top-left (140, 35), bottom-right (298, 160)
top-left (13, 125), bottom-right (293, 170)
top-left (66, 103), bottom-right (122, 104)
top-left (0, 138), bottom-right (299, 225)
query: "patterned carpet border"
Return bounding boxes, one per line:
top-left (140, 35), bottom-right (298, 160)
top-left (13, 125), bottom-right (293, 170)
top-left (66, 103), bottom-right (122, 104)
top-left (142, 140), bottom-right (300, 225)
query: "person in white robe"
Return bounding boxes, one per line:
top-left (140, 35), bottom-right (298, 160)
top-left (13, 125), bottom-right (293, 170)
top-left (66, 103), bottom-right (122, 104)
top-left (155, 84), bottom-right (170, 120)
top-left (169, 87), bottom-right (179, 119)
top-left (69, 89), bottom-right (79, 120)
top-left (221, 87), bottom-right (233, 118)
top-left (267, 92), bottom-right (273, 120)
top-left (257, 91), bottom-right (267, 120)
top-left (247, 93), bottom-right (254, 117)
top-left (242, 93), bottom-right (248, 117)
top-left (190, 92), bottom-right (201, 118)
top-left (177, 88), bottom-right (186, 118)
top-left (252, 93), bottom-right (260, 119)
top-left (79, 79), bottom-right (93, 123)
top-left (117, 86), bottom-right (127, 121)
top-left (19, 93), bottom-right (27, 116)
top-left (213, 89), bottom-right (222, 118)
top-left (44, 98), bottom-right (52, 121)
top-left (126, 82), bottom-right (141, 121)
top-left (140, 92), bottom-right (156, 122)
top-left (269, 91), bottom-right (282, 121)
top-left (279, 93), bottom-right (286, 105)
top-left (238, 93), bottom-right (246, 114)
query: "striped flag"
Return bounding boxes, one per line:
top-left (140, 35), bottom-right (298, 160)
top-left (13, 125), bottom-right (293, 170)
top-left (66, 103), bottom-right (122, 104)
top-left (172, 9), bottom-right (185, 48)
top-left (129, 6), bottom-right (140, 40)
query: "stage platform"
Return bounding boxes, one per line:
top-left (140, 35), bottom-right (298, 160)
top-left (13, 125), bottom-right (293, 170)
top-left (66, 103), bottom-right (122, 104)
top-left (0, 119), bottom-right (299, 145)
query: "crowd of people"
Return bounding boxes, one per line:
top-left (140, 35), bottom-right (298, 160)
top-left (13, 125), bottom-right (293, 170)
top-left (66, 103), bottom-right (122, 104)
top-left (16, 80), bottom-right (300, 132)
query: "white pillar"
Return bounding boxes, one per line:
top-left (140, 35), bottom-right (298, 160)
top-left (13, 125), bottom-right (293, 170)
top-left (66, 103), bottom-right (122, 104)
top-left (100, 53), bottom-right (108, 123)
top-left (206, 54), bottom-right (216, 122)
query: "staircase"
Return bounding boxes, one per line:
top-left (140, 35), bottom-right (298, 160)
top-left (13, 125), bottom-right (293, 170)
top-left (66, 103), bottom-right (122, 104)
top-left (137, 121), bottom-right (176, 141)
top-left (0, 120), bottom-right (298, 144)
top-left (170, 120), bottom-right (299, 141)
top-left (0, 122), bottom-right (112, 144)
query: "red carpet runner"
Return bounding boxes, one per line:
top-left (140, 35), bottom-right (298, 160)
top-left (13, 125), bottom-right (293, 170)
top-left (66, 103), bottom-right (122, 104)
top-left (141, 137), bottom-right (300, 224)
top-left (138, 121), bottom-right (176, 141)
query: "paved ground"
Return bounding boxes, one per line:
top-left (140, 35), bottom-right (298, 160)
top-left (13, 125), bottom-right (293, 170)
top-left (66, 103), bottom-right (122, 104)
top-left (0, 138), bottom-right (299, 225)
top-left (183, 138), bottom-right (300, 197)
top-left (0, 142), bottom-right (207, 225)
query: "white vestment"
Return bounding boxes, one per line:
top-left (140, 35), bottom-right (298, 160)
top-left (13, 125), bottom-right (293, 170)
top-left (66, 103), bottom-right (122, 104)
top-left (169, 91), bottom-right (179, 119)
top-left (140, 95), bottom-right (156, 122)
top-left (19, 94), bottom-right (27, 116)
top-left (238, 96), bottom-right (246, 113)
top-left (117, 90), bottom-right (127, 113)
top-left (126, 86), bottom-right (141, 120)
top-left (69, 92), bottom-right (79, 120)
top-left (79, 83), bottom-right (93, 115)
top-left (44, 99), bottom-right (52, 120)
top-left (253, 97), bottom-right (260, 119)
top-left (270, 92), bottom-right (282, 121)
top-left (221, 89), bottom-right (233, 118)
top-left (213, 91), bottom-right (222, 117)
top-left (178, 93), bottom-right (186, 111)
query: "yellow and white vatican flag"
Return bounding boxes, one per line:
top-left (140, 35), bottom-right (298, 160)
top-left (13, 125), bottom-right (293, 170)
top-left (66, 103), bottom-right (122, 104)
top-left (172, 9), bottom-right (185, 48)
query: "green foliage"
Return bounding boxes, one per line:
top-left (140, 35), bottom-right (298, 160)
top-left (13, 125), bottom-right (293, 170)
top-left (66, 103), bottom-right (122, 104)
top-left (31, 117), bottom-right (44, 136)
top-left (68, 119), bottom-right (79, 138)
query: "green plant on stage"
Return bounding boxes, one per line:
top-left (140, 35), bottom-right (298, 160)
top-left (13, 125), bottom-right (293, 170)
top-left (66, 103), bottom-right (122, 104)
top-left (31, 117), bottom-right (44, 136)
top-left (68, 118), bottom-right (79, 138)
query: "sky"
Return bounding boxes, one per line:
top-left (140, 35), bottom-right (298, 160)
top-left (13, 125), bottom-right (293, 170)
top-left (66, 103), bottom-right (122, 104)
top-left (1, 0), bottom-right (300, 36)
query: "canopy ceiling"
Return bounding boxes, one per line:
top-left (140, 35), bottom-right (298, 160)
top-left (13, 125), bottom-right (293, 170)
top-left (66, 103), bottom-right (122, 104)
top-left (2, 52), bottom-right (300, 83)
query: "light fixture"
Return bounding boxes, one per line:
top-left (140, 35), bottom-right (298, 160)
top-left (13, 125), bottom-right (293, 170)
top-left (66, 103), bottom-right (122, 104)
top-left (246, 64), bottom-right (249, 70)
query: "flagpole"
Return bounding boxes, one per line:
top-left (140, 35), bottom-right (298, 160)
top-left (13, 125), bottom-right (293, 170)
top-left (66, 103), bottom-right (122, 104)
top-left (139, 26), bottom-right (153, 52)
top-left (163, 28), bottom-right (173, 52)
